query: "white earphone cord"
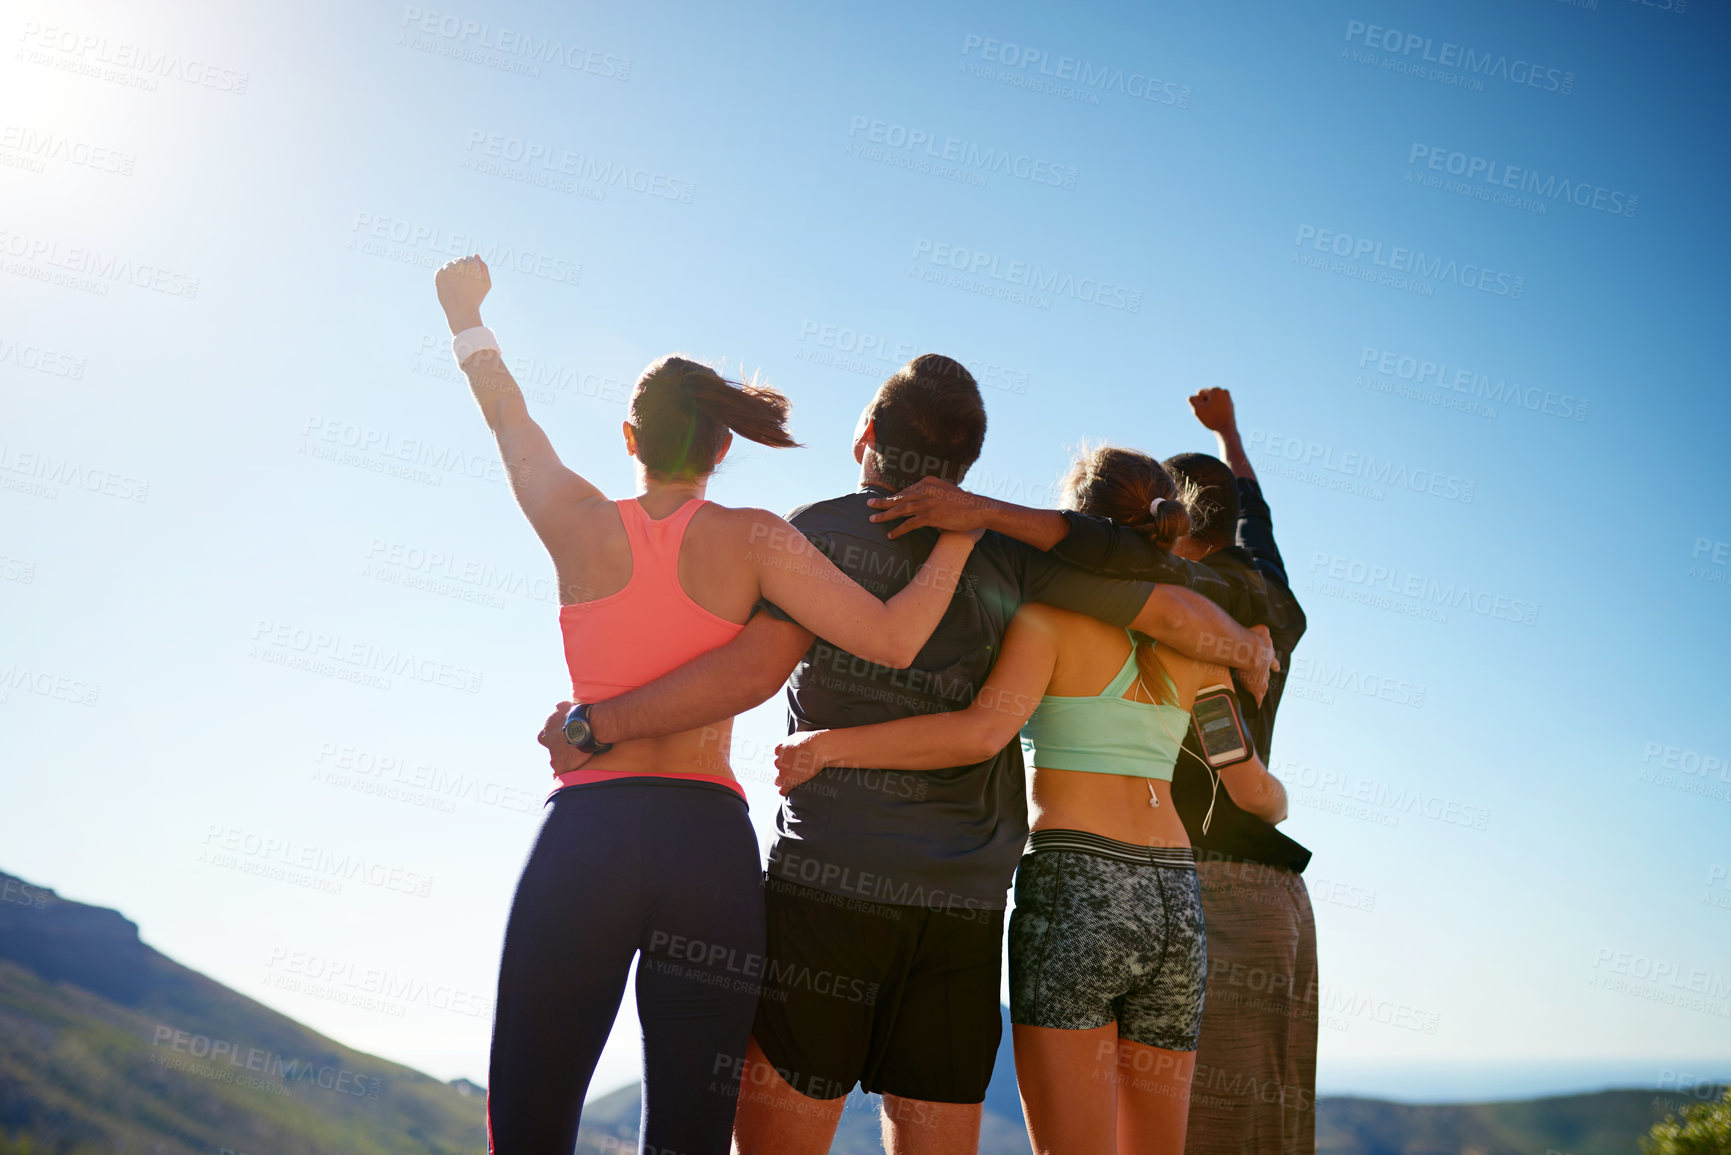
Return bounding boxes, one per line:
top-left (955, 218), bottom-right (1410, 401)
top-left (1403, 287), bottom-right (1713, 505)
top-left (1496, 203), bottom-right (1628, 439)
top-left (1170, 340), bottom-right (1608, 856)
top-left (1136, 672), bottom-right (1220, 835)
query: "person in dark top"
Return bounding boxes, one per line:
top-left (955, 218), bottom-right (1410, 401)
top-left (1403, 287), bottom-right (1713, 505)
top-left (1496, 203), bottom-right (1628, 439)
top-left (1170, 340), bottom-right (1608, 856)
top-left (1160, 447), bottom-right (1308, 873)
top-left (1164, 388), bottom-right (1316, 1155)
top-left (535, 356), bottom-right (1278, 1155)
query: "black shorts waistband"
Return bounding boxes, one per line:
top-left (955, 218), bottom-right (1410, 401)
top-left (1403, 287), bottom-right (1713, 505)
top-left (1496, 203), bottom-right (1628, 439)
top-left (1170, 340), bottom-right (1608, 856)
top-left (1025, 829), bottom-right (1195, 869)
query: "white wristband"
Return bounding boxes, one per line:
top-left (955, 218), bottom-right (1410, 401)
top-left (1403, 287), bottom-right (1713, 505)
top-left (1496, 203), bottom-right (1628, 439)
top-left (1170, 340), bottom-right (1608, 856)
top-left (452, 325), bottom-right (500, 365)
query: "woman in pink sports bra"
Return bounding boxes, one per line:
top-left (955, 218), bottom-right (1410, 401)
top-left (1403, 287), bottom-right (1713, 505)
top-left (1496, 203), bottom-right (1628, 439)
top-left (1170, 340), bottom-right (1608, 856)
top-left (433, 255), bottom-right (978, 1155)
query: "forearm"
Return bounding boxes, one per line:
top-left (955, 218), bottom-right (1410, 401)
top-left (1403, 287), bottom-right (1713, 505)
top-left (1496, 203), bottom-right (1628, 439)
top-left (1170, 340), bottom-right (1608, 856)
top-left (1051, 514), bottom-right (1262, 625)
top-left (979, 499), bottom-right (1070, 551)
top-left (1135, 586), bottom-right (1264, 670)
top-left (1220, 757), bottom-right (1287, 823)
top-left (589, 617), bottom-right (812, 743)
top-left (437, 258), bottom-right (587, 516)
top-left (1214, 425), bottom-right (1257, 482)
top-left (459, 349), bottom-right (530, 431)
top-left (846, 533), bottom-right (975, 667)
top-left (588, 661), bottom-right (762, 745)
top-left (814, 705), bottom-right (1007, 772)
top-left (1233, 477), bottom-right (1290, 586)
top-left (440, 287), bottom-right (534, 430)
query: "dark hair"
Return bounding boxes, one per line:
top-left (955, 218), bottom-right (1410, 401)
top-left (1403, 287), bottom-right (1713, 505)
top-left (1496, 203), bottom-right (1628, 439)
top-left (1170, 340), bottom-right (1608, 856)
top-left (863, 354), bottom-right (987, 489)
top-left (1162, 452), bottom-right (1238, 549)
top-left (628, 355), bottom-right (799, 479)
top-left (1060, 444), bottom-right (1195, 704)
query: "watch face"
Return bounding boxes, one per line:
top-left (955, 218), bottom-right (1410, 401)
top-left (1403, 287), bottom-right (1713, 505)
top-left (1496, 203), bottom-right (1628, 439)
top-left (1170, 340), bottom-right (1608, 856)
top-left (564, 715), bottom-right (591, 747)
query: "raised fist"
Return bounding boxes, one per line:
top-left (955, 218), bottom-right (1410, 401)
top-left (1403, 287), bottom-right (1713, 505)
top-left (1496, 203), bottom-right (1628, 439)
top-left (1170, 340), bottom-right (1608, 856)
top-left (435, 254), bottom-right (491, 331)
top-left (1187, 387), bottom-right (1237, 434)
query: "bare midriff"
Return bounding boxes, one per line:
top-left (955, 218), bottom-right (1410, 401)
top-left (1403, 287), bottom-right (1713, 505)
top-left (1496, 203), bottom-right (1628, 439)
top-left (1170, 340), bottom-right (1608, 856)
top-left (1029, 766), bottom-right (1191, 849)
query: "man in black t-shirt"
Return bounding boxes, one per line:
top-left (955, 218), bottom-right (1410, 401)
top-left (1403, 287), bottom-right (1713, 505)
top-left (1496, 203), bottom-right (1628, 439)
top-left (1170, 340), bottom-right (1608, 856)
top-left (535, 357), bottom-right (1278, 1154)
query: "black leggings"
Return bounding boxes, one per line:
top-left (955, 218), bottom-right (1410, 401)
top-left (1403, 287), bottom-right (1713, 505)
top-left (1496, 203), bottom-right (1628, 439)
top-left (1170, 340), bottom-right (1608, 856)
top-left (487, 778), bottom-right (765, 1154)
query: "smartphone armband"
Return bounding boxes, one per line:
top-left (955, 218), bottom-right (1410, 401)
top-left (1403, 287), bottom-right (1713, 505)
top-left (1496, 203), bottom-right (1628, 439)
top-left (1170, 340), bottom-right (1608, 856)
top-left (1192, 684), bottom-right (1253, 769)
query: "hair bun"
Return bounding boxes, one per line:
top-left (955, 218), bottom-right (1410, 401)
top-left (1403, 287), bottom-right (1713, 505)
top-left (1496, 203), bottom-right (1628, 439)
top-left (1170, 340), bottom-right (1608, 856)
top-left (1146, 495), bottom-right (1192, 550)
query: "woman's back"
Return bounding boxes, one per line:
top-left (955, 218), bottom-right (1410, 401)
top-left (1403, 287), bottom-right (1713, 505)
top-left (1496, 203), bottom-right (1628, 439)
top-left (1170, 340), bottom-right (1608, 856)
top-left (555, 494), bottom-right (762, 779)
top-left (1023, 603), bottom-right (1226, 848)
top-left (551, 490), bottom-right (766, 628)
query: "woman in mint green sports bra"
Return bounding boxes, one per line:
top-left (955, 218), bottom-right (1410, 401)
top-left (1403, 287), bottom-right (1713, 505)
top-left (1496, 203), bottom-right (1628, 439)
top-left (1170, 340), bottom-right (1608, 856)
top-left (774, 445), bottom-right (1288, 1155)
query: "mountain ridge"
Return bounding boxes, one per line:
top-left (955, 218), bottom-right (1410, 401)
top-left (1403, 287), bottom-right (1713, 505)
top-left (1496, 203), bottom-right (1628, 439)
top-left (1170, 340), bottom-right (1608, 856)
top-left (0, 868), bottom-right (487, 1155)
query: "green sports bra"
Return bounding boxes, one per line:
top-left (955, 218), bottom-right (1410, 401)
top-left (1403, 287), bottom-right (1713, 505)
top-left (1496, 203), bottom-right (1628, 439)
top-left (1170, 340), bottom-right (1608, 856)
top-left (1019, 633), bottom-right (1191, 781)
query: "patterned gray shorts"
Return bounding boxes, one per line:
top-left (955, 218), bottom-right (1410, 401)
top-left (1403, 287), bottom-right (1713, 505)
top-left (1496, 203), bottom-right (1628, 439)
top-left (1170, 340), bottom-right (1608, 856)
top-left (1009, 830), bottom-right (1207, 1051)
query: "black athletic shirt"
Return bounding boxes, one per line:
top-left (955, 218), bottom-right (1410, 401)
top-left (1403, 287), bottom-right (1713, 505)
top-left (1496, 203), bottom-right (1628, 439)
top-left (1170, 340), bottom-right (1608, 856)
top-left (760, 487), bottom-right (1271, 910)
top-left (1052, 477), bottom-right (1312, 873)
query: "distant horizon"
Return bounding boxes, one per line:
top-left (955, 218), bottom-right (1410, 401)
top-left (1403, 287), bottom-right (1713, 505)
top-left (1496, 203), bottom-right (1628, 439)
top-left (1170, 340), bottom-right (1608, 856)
top-left (1314, 1059), bottom-right (1731, 1105)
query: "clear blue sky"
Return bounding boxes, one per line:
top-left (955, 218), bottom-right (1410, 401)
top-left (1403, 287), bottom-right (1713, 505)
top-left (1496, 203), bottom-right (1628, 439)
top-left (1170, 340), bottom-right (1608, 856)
top-left (3, 0), bottom-right (1728, 1104)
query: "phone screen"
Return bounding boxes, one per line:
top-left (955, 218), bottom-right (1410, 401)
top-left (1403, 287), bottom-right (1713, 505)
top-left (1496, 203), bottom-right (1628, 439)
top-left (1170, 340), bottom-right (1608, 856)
top-left (1193, 693), bottom-right (1247, 764)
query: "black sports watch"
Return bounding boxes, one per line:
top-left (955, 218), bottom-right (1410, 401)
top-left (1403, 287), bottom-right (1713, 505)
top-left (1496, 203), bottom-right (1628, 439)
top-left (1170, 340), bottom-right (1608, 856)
top-left (561, 702), bottom-right (613, 756)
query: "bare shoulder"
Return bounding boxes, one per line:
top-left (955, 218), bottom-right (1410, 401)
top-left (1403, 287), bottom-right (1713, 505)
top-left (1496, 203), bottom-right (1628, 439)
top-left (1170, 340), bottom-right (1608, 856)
top-left (689, 505), bottom-right (816, 577)
top-left (1013, 601), bottom-right (1076, 636)
top-left (1020, 603), bottom-right (1133, 694)
top-left (1018, 601), bottom-right (1123, 645)
top-left (561, 493), bottom-right (622, 532)
top-left (699, 503), bottom-right (796, 543)
top-left (997, 604), bottom-right (1064, 671)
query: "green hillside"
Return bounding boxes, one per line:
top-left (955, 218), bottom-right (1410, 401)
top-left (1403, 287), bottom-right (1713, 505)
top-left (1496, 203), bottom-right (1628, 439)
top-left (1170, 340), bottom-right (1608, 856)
top-left (0, 869), bottom-right (487, 1155)
top-left (1314, 1089), bottom-right (1720, 1155)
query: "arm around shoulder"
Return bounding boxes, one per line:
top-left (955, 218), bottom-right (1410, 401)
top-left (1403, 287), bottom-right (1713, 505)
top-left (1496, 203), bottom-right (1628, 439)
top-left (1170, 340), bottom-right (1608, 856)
top-left (772, 602), bottom-right (1059, 791)
top-left (749, 508), bottom-right (977, 668)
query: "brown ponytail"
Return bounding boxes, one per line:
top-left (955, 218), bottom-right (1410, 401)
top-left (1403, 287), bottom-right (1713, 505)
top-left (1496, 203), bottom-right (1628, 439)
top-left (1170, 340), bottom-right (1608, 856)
top-left (1143, 496), bottom-right (1193, 552)
top-left (628, 355), bottom-right (801, 479)
top-left (1060, 444), bottom-right (1196, 548)
top-left (1060, 443), bottom-right (1199, 704)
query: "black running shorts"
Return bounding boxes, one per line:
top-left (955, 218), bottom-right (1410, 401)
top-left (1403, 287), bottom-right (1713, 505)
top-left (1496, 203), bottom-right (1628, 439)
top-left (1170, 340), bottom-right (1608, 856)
top-left (750, 877), bottom-right (1006, 1104)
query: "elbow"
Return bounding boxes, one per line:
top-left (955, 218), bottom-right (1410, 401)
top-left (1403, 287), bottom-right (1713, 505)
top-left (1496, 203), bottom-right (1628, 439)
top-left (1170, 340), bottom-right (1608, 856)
top-left (1257, 791), bottom-right (1288, 825)
top-left (1136, 588), bottom-right (1195, 642)
top-left (1250, 783), bottom-right (1287, 825)
top-left (867, 636), bottom-right (922, 670)
top-left (1151, 607), bottom-right (1191, 639)
top-left (960, 703), bottom-right (1022, 764)
top-left (748, 664), bottom-right (792, 707)
top-left (744, 651), bottom-right (796, 706)
top-left (1222, 772), bottom-right (1279, 823)
top-left (963, 718), bottom-right (1008, 764)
